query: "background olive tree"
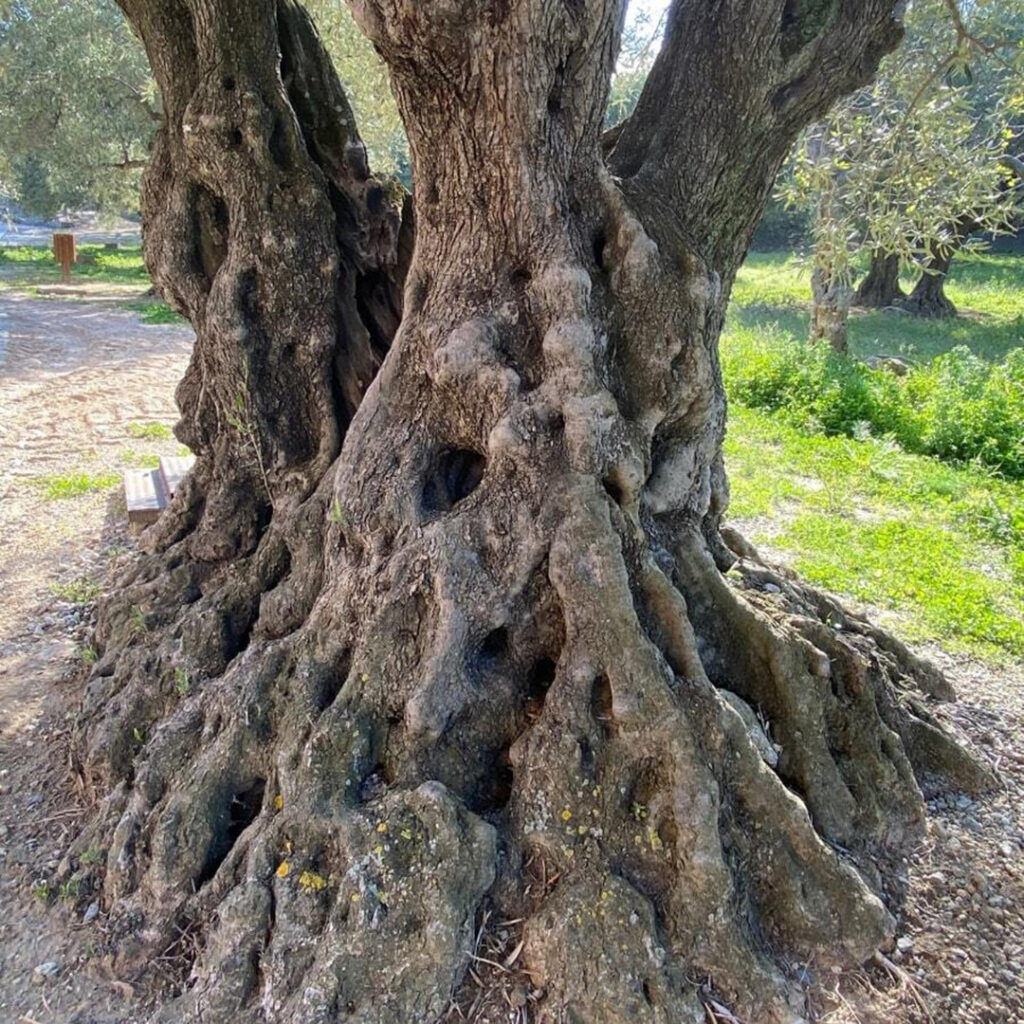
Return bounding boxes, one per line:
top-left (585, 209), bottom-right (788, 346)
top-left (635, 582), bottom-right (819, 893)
top-left (778, 0), bottom-right (1024, 351)
top-left (0, 0), bottom-right (157, 216)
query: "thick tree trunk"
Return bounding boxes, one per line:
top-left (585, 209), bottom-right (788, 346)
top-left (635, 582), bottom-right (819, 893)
top-left (903, 212), bottom-right (982, 318)
top-left (854, 250), bottom-right (906, 309)
top-left (70, 3), bottom-right (993, 1023)
top-left (811, 265), bottom-right (852, 354)
top-left (904, 245), bottom-right (958, 317)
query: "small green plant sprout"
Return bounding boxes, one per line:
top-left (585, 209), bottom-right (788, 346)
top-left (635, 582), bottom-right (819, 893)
top-left (79, 644), bottom-right (99, 666)
top-left (328, 498), bottom-right (345, 524)
top-left (31, 879), bottom-right (53, 902)
top-left (127, 420), bottom-right (173, 440)
top-left (128, 606), bottom-right (149, 635)
top-left (174, 667), bottom-right (192, 697)
top-left (79, 848), bottom-right (105, 866)
top-left (631, 802), bottom-right (648, 822)
top-left (58, 877), bottom-right (82, 901)
top-left (132, 726), bottom-right (145, 745)
top-left (51, 576), bottom-right (101, 605)
top-left (227, 386), bottom-right (274, 507)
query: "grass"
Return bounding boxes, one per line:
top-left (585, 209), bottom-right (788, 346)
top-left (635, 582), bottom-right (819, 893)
top-left (731, 252), bottom-right (1024, 363)
top-left (37, 471), bottom-right (120, 500)
top-left (0, 243), bottom-right (148, 287)
top-left (127, 420), bottom-right (173, 440)
top-left (725, 407), bottom-right (1024, 660)
top-left (724, 251), bottom-right (1024, 662)
top-left (122, 299), bottom-right (186, 325)
top-left (50, 576), bottom-right (102, 604)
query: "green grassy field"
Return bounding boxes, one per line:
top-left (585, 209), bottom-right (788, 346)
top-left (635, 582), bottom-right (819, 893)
top-left (0, 243), bottom-right (184, 322)
top-left (724, 252), bottom-right (1024, 663)
top-left (731, 251), bottom-right (1024, 362)
top-left (0, 243), bottom-right (149, 285)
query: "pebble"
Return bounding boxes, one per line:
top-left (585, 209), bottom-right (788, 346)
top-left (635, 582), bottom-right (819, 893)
top-left (33, 961), bottom-right (59, 984)
top-left (82, 901), bottom-right (99, 924)
top-left (897, 936), bottom-right (914, 953)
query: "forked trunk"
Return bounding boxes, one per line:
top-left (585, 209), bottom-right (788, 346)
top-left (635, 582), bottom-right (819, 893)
top-left (810, 265), bottom-right (852, 354)
top-left (854, 250), bottom-right (905, 309)
top-left (71, 3), bottom-right (993, 1023)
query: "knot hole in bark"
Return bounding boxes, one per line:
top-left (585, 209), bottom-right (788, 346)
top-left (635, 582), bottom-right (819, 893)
top-left (196, 777), bottom-right (266, 888)
top-left (421, 448), bottom-right (486, 514)
top-left (590, 673), bottom-right (616, 738)
top-left (547, 62), bottom-right (565, 116)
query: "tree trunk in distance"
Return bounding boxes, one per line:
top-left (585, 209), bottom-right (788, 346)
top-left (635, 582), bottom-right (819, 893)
top-left (70, 3), bottom-right (994, 1023)
top-left (903, 211), bottom-right (983, 318)
top-left (811, 265), bottom-right (852, 354)
top-left (904, 245), bottom-right (958, 317)
top-left (854, 250), bottom-right (906, 308)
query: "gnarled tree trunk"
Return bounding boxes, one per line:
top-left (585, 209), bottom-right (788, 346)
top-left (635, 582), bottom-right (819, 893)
top-left (903, 238), bottom-right (962, 318)
top-left (903, 212), bottom-right (982, 318)
top-left (854, 250), bottom-right (905, 309)
top-left (70, 3), bottom-right (993, 1023)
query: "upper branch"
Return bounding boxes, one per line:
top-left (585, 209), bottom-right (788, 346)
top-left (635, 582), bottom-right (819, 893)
top-left (608, 0), bottom-right (905, 272)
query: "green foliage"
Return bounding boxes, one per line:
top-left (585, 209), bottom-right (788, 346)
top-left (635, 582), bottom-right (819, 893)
top-left (724, 329), bottom-right (1024, 479)
top-left (37, 471), bottom-right (119, 499)
top-left (779, 0), bottom-right (1024, 288)
top-left (0, 0), bottom-right (156, 214)
top-left (50, 575), bottom-right (101, 604)
top-left (127, 420), bottom-right (172, 440)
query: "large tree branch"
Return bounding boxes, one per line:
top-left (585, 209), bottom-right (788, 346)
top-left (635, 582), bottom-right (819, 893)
top-left (608, 0), bottom-right (905, 272)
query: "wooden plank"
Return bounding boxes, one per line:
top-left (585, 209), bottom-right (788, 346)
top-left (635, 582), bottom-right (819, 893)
top-left (124, 468), bottom-right (166, 526)
top-left (158, 453), bottom-right (194, 498)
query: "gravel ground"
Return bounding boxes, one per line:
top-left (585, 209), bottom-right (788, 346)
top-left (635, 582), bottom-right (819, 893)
top-left (0, 292), bottom-right (1021, 1023)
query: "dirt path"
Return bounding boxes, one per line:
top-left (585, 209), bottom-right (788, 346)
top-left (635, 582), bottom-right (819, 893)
top-left (0, 293), bottom-right (192, 1023)
top-left (0, 294), bottom-right (1021, 1023)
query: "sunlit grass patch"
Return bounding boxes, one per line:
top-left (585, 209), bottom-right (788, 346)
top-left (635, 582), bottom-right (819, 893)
top-left (725, 405), bottom-right (1024, 661)
top-left (37, 471), bottom-right (120, 500)
top-left (0, 244), bottom-right (148, 285)
top-left (127, 421), bottom-right (173, 440)
top-left (123, 300), bottom-right (186, 325)
top-left (50, 576), bottom-right (102, 604)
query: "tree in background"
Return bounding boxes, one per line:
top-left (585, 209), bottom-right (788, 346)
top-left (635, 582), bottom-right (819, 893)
top-left (0, 0), bottom-right (157, 217)
top-left (65, 2), bottom-right (991, 1022)
top-left (780, 0), bottom-right (1024, 351)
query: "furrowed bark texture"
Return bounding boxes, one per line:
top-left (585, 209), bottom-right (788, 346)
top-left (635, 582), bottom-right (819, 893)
top-left (854, 250), bottom-right (906, 309)
top-left (73, 2), bottom-right (994, 1023)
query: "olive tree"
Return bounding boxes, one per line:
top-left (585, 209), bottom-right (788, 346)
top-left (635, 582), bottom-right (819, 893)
top-left (780, 0), bottom-right (1023, 350)
top-left (70, 2), bottom-right (991, 1022)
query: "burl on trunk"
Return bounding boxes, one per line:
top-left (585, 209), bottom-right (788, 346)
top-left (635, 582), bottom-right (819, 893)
top-left (72, 2), bottom-right (992, 1022)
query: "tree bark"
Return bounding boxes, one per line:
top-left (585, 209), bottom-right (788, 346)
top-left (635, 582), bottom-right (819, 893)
top-left (854, 250), bottom-right (906, 309)
top-left (903, 231), bottom-right (967, 318)
top-left (71, 3), bottom-right (993, 1023)
top-left (811, 265), bottom-right (852, 354)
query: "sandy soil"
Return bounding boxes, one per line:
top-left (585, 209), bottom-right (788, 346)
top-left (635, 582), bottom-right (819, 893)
top-left (0, 292), bottom-right (1021, 1023)
top-left (0, 292), bottom-right (191, 1023)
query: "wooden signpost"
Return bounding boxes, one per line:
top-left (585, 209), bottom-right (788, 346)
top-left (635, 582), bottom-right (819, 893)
top-left (52, 232), bottom-right (76, 283)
